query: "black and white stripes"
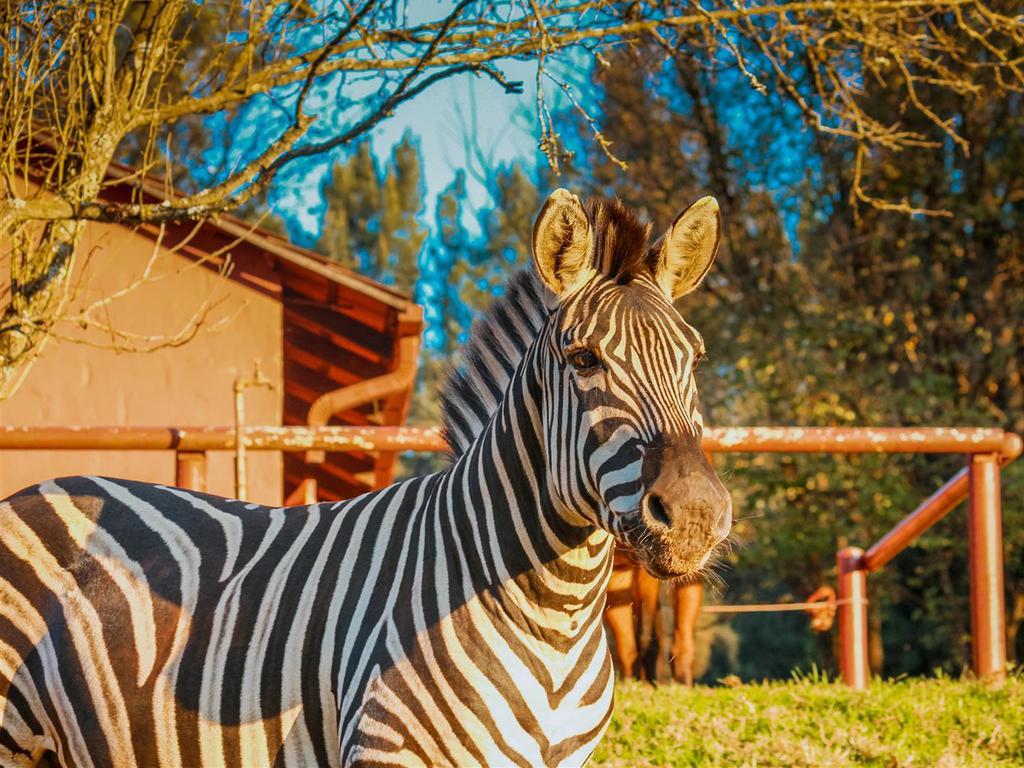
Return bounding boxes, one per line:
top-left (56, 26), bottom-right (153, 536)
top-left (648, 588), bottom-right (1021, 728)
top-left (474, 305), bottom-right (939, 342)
top-left (0, 190), bottom-right (731, 767)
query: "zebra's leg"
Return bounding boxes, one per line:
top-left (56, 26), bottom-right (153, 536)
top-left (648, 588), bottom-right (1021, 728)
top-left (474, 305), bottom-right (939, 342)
top-left (604, 557), bottom-right (637, 680)
top-left (671, 581), bottom-right (704, 686)
top-left (603, 600), bottom-right (636, 680)
top-left (633, 568), bottom-right (662, 684)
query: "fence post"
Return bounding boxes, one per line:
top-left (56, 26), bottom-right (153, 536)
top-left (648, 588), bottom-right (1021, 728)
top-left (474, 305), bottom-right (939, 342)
top-left (175, 451), bottom-right (207, 492)
top-left (967, 452), bottom-right (1006, 681)
top-left (837, 546), bottom-right (869, 690)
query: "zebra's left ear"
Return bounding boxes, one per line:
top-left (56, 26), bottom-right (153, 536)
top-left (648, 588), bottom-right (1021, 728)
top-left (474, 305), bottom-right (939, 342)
top-left (655, 196), bottom-right (721, 299)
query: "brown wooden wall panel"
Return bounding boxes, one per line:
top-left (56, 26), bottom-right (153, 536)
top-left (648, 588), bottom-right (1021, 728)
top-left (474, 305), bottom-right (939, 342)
top-left (282, 309), bottom-right (393, 364)
top-left (283, 364), bottom-right (358, 407)
top-left (283, 453), bottom-right (373, 502)
top-left (337, 301), bottom-right (396, 336)
top-left (279, 260), bottom-right (407, 319)
top-left (285, 313), bottom-right (388, 372)
top-left (283, 304), bottom-right (394, 363)
top-left (281, 392), bottom-right (375, 428)
top-left (284, 325), bottom-right (385, 381)
top-left (279, 266), bottom-right (331, 303)
top-left (280, 269), bottom-right (395, 333)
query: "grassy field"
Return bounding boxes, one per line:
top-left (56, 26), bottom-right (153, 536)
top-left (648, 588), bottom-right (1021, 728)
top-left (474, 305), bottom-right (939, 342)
top-left (591, 673), bottom-right (1023, 767)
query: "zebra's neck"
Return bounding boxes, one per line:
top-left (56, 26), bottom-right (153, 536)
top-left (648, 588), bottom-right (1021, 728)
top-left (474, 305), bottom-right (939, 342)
top-left (440, 346), bottom-right (614, 643)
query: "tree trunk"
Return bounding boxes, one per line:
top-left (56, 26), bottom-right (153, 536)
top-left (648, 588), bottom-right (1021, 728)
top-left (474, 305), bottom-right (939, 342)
top-left (0, 218), bottom-right (86, 397)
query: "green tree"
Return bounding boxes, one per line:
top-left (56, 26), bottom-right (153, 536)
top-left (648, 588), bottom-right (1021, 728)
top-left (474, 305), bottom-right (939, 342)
top-left (793, 37), bottom-right (1024, 669)
top-left (316, 135), bottom-right (427, 294)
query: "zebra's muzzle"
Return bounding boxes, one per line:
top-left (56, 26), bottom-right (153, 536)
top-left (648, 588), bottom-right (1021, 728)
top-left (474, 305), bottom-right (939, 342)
top-left (630, 468), bottom-right (732, 578)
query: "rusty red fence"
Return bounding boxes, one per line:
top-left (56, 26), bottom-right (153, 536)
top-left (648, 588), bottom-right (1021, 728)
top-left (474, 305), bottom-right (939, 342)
top-left (2, 424), bottom-right (1020, 687)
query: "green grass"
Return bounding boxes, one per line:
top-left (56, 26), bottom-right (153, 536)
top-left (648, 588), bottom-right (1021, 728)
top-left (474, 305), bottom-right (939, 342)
top-left (591, 673), bottom-right (1024, 767)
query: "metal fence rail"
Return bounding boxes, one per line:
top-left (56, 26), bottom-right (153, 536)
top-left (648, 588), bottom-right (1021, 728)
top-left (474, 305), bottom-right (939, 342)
top-left (1, 424), bottom-right (1017, 454)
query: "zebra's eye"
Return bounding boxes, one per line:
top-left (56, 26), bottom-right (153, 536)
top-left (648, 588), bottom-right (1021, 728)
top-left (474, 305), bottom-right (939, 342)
top-left (568, 348), bottom-right (601, 372)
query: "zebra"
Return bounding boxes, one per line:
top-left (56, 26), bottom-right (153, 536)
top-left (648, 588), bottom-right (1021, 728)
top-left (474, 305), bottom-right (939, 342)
top-left (0, 189), bottom-right (731, 767)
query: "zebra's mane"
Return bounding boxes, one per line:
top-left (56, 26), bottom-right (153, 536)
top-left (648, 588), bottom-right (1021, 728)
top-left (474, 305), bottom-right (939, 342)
top-left (440, 197), bottom-right (656, 457)
top-left (440, 270), bottom-right (553, 457)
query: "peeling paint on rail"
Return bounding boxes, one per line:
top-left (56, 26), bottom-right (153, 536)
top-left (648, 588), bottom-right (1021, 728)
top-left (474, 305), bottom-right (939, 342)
top-left (0, 425), bottom-right (1019, 459)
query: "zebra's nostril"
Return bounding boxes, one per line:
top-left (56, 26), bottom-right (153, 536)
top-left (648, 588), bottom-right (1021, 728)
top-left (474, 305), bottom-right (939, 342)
top-left (645, 493), bottom-right (672, 527)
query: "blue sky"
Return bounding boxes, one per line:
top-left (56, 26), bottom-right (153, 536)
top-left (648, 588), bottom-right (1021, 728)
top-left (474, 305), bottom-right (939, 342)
top-left (258, 69), bottom-right (810, 256)
top-left (258, 0), bottom-right (549, 246)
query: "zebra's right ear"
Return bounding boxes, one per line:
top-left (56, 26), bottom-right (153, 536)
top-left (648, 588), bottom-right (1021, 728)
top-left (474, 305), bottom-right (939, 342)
top-left (531, 189), bottom-right (595, 295)
top-left (656, 196), bottom-right (720, 299)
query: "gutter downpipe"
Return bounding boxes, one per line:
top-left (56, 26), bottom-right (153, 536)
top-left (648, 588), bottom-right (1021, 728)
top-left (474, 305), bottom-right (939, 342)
top-left (304, 334), bottom-right (420, 473)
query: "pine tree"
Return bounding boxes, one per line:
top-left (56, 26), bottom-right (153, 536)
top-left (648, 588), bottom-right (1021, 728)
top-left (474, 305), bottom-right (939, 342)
top-left (387, 139), bottom-right (427, 294)
top-left (316, 134), bottom-right (426, 291)
top-left (480, 163), bottom-right (539, 276)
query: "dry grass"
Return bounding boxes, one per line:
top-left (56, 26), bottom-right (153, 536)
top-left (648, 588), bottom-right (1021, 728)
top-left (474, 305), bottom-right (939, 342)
top-left (592, 672), bottom-right (1024, 767)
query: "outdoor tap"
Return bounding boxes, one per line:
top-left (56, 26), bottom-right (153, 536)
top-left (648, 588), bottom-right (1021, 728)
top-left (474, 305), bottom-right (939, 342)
top-left (234, 361), bottom-right (276, 501)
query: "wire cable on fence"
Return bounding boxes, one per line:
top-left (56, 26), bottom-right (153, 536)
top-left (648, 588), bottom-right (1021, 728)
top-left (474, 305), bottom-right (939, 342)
top-left (701, 597), bottom-right (862, 614)
top-left (700, 586), bottom-right (852, 632)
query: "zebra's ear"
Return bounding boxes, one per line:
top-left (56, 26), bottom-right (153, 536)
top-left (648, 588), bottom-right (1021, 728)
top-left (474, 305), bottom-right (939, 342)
top-left (531, 189), bottom-right (595, 295)
top-left (656, 196), bottom-right (720, 299)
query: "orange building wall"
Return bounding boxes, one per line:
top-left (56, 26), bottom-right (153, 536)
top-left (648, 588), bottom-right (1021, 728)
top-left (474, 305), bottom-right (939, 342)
top-left (0, 220), bottom-right (284, 504)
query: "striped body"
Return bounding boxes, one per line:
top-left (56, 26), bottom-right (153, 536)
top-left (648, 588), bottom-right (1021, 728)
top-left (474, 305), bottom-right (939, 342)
top-left (0, 191), bottom-right (731, 767)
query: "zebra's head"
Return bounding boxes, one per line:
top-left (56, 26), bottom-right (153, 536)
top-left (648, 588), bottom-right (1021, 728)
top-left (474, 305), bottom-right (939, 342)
top-left (530, 189), bottom-right (732, 579)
